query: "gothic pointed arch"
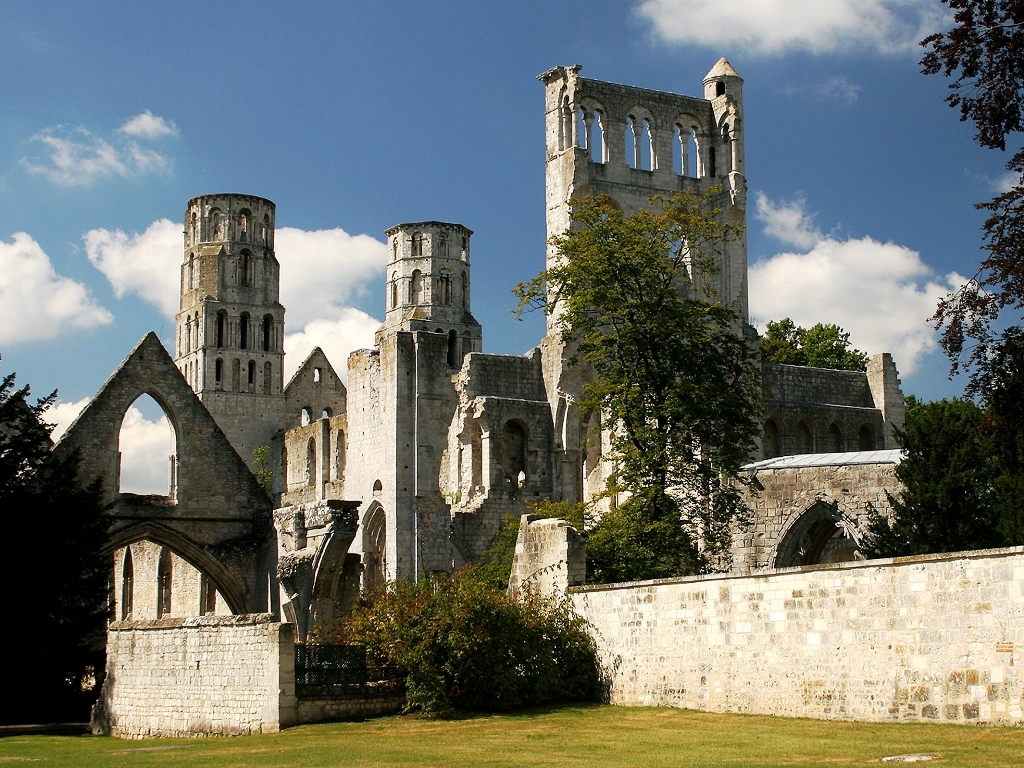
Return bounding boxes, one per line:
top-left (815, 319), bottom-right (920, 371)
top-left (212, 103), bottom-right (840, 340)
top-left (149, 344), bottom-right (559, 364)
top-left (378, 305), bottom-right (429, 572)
top-left (772, 500), bottom-right (863, 569)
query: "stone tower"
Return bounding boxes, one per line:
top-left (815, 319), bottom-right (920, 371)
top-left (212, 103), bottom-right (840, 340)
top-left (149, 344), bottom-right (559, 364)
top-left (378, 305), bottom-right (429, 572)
top-left (175, 193), bottom-right (286, 465)
top-left (536, 61), bottom-right (749, 502)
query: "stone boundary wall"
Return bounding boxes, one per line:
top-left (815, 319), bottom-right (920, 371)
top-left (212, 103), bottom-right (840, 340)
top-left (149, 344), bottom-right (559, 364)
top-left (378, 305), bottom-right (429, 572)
top-left (571, 547), bottom-right (1024, 725)
top-left (93, 615), bottom-right (296, 738)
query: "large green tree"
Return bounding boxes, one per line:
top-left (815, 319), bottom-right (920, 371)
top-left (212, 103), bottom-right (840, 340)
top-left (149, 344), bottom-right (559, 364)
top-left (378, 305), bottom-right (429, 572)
top-left (761, 318), bottom-right (869, 371)
top-left (862, 397), bottom-right (1005, 558)
top-left (514, 191), bottom-right (762, 581)
top-left (0, 368), bottom-right (109, 724)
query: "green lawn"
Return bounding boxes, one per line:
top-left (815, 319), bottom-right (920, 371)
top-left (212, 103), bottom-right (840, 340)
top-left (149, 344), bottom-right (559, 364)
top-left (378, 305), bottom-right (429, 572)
top-left (1, 705), bottom-right (1022, 767)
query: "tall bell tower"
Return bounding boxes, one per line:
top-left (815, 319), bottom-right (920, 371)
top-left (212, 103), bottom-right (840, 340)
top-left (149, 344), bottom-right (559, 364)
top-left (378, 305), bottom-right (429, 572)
top-left (175, 193), bottom-right (286, 465)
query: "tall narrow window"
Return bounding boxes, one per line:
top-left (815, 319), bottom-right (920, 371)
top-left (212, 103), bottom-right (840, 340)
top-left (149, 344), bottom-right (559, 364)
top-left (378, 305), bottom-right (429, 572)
top-left (335, 429), bottom-right (345, 480)
top-left (157, 548), bottom-right (172, 618)
top-left (240, 313), bottom-right (249, 349)
top-left (763, 420), bottom-right (780, 459)
top-left (120, 548), bottom-right (134, 620)
top-left (238, 209), bottom-right (251, 242)
top-left (447, 330), bottom-right (459, 367)
top-left (239, 252), bottom-right (250, 287)
top-left (640, 118), bottom-right (654, 170)
top-left (262, 213), bottom-right (270, 245)
top-left (217, 310), bottom-right (226, 348)
top-left (410, 270), bottom-right (423, 304)
top-left (391, 278), bottom-right (398, 309)
top-left (462, 272), bottom-right (469, 308)
top-left (591, 111), bottom-right (606, 163)
top-left (263, 314), bottom-right (272, 351)
top-left (411, 233), bottom-right (423, 257)
top-left (199, 574), bottom-right (217, 615)
top-left (248, 360), bottom-right (256, 390)
top-left (306, 437), bottom-right (317, 487)
top-left (184, 317), bottom-right (192, 353)
top-left (716, 80), bottom-right (726, 96)
top-left (187, 255), bottom-right (194, 291)
top-left (215, 358), bottom-right (223, 385)
top-left (709, 146), bottom-right (717, 178)
top-left (625, 116), bottom-right (638, 169)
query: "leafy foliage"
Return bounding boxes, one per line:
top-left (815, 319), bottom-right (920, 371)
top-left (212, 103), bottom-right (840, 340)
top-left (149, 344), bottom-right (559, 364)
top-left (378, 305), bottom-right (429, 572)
top-left (923, 1), bottom-right (1024, 400)
top-left (0, 368), bottom-right (109, 723)
top-left (252, 444), bottom-right (274, 495)
top-left (862, 397), bottom-right (1008, 558)
top-left (761, 318), bottom-right (869, 371)
top-left (339, 571), bottom-right (600, 715)
top-left (514, 192), bottom-right (762, 580)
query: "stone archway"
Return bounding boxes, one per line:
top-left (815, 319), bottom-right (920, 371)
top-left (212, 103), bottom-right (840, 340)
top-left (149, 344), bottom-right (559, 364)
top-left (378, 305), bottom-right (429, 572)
top-left (773, 500), bottom-right (862, 569)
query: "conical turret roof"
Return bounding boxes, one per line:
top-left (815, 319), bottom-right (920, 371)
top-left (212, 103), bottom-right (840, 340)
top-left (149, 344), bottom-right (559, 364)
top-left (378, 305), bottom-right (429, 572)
top-left (704, 58), bottom-right (741, 81)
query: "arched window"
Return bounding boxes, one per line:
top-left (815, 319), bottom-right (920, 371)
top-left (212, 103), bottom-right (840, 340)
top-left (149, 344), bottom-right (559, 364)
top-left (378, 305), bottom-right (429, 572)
top-left (625, 116), bottom-right (638, 169)
top-left (335, 429), bottom-right (345, 480)
top-left (858, 424), bottom-right (876, 451)
top-left (215, 358), bottom-right (223, 386)
top-left (262, 213), bottom-right (270, 245)
top-left (184, 316), bottom-right (191, 354)
top-left (216, 310), bottom-right (226, 348)
top-left (239, 251), bottom-right (250, 287)
top-left (247, 360), bottom-right (256, 390)
top-left (193, 313), bottom-right (200, 351)
top-left (591, 110), bottom-right (606, 163)
top-left (437, 273), bottom-right (448, 305)
top-left (362, 503), bottom-right (386, 589)
top-left (828, 423), bottom-right (843, 452)
top-left (263, 314), bottom-right (272, 351)
top-left (709, 145), bottom-right (717, 178)
top-left (301, 407), bottom-right (312, 427)
top-left (190, 212), bottom-right (198, 245)
top-left (763, 419), bottom-right (780, 459)
top-left (157, 548), bottom-right (173, 618)
top-left (410, 270), bottom-right (423, 304)
top-left (391, 276), bottom-right (398, 309)
top-left (314, 367), bottom-right (322, 383)
top-left (437, 233), bottom-right (447, 259)
top-left (120, 548), bottom-right (134, 620)
top-left (447, 330), bottom-right (459, 368)
top-left (502, 420), bottom-right (526, 484)
top-left (640, 118), bottom-right (654, 170)
top-left (411, 233), bottom-right (425, 257)
top-left (118, 394), bottom-right (175, 496)
top-left (775, 501), bottom-right (861, 567)
top-left (210, 208), bottom-right (224, 241)
top-left (231, 358), bottom-right (240, 391)
top-left (577, 106), bottom-right (587, 149)
top-left (238, 209), bottom-right (251, 241)
top-left (372, 479), bottom-right (383, 494)
top-left (239, 312), bottom-right (249, 349)
top-left (462, 272), bottom-right (469, 308)
top-left (797, 421), bottom-right (813, 454)
top-left (187, 255), bottom-right (194, 291)
top-left (321, 407), bottom-right (331, 418)
top-left (460, 236), bottom-right (468, 261)
top-left (716, 81), bottom-right (726, 97)
top-left (306, 437), bottom-right (317, 487)
top-left (263, 361), bottom-right (272, 394)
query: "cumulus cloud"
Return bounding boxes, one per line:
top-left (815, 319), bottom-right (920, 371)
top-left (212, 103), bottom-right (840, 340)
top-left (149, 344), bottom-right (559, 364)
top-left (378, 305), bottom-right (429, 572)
top-left (786, 76), bottom-right (862, 105)
top-left (994, 171), bottom-right (1021, 194)
top-left (275, 227), bottom-right (388, 328)
top-left (284, 310), bottom-right (382, 382)
top-left (118, 111), bottom-right (178, 139)
top-left (750, 194), bottom-right (963, 375)
top-left (754, 192), bottom-right (823, 250)
top-left (84, 218), bottom-right (182, 317)
top-left (48, 397), bottom-right (90, 442)
top-left (117, 405), bottom-right (175, 495)
top-left (637, 0), bottom-right (950, 55)
top-left (22, 112), bottom-right (176, 186)
top-left (0, 232), bottom-right (112, 345)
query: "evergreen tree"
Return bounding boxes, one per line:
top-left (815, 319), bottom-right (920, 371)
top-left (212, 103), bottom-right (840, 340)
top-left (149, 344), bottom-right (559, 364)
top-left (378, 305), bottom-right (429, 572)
top-left (0, 368), bottom-right (109, 723)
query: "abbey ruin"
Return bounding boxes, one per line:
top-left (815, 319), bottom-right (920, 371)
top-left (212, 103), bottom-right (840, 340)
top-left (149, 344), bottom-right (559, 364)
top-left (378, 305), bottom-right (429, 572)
top-left (56, 61), bottom-right (1015, 738)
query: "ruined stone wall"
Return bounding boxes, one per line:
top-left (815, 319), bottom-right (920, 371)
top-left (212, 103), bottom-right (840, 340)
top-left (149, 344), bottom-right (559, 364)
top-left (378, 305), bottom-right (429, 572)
top-left (508, 515), bottom-right (585, 597)
top-left (572, 547), bottom-right (1024, 726)
top-left (734, 458), bottom-right (899, 572)
top-left (94, 615), bottom-right (295, 738)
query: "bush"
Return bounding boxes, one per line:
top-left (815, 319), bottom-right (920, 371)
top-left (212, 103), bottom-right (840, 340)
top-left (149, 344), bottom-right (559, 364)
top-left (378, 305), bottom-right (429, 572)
top-left (338, 571), bottom-right (600, 715)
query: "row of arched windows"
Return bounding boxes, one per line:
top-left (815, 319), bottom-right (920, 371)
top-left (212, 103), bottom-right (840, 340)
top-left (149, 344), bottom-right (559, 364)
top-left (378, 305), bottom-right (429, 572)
top-left (393, 232), bottom-right (469, 262)
top-left (215, 311), bottom-right (276, 351)
top-left (188, 207), bottom-right (272, 247)
top-left (213, 357), bottom-right (274, 394)
top-left (120, 546), bottom-right (218, 620)
top-left (390, 271), bottom-right (469, 309)
top-left (561, 96), bottom-right (733, 179)
top-left (763, 418), bottom-right (878, 459)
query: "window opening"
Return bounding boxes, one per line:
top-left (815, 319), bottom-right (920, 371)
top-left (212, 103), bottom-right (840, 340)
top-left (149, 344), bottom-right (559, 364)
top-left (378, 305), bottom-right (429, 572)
top-left (247, 360), bottom-right (256, 389)
top-left (335, 429), bottom-right (345, 480)
top-left (199, 574), bottom-right (217, 615)
top-left (238, 209), bottom-right (251, 241)
top-left (157, 548), bottom-right (172, 618)
top-left (411, 270), bottom-right (423, 304)
top-left (502, 420), bottom-right (526, 497)
top-left (239, 252), bottom-right (250, 287)
top-left (216, 311), bottom-right (226, 348)
top-left (858, 424), bottom-right (876, 451)
top-left (372, 479), bottom-right (383, 494)
top-left (625, 116), bottom-right (638, 169)
top-left (577, 107), bottom-right (587, 149)
top-left (716, 80), bottom-right (726, 97)
top-left (391, 277), bottom-right (398, 309)
top-left (591, 110), bottom-right (605, 163)
top-left (447, 330), bottom-right (459, 367)
top-left (462, 272), bottom-right (469, 308)
top-left (215, 358), bottom-right (223, 385)
top-left (240, 312), bottom-right (249, 349)
top-left (322, 408), bottom-right (331, 419)
top-left (120, 548), bottom-right (134, 620)
top-left (763, 419), bottom-right (780, 459)
top-left (828, 423), bottom-right (843, 452)
top-left (117, 393), bottom-right (175, 496)
top-left (306, 437), bottom-right (316, 486)
top-left (263, 315), bottom-right (272, 351)
top-left (640, 118), bottom-right (653, 171)
top-left (301, 407), bottom-right (312, 427)
top-left (797, 421), bottom-right (813, 454)
top-left (688, 128), bottom-right (699, 178)
top-left (709, 146), bottom-right (717, 178)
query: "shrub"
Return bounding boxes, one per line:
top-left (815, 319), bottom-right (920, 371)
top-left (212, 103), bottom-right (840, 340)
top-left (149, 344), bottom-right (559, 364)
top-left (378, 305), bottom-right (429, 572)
top-left (340, 571), bottom-right (600, 714)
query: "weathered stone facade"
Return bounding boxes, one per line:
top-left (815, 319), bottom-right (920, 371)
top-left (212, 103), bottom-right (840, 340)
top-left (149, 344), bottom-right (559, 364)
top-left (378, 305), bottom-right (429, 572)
top-left (570, 547), bottom-right (1024, 725)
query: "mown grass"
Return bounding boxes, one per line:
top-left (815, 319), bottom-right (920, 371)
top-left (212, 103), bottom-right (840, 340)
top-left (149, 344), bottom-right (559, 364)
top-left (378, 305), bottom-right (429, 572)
top-left (1, 704), bottom-right (1022, 767)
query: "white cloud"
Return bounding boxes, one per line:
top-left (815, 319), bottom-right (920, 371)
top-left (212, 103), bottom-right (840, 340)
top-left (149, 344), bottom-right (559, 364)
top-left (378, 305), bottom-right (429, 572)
top-left (786, 76), bottom-right (862, 104)
top-left (755, 192), bottom-right (823, 250)
top-left (48, 397), bottom-right (90, 442)
top-left (275, 227), bottom-right (388, 327)
top-left (750, 195), bottom-right (963, 375)
top-left (22, 114), bottom-right (176, 187)
top-left (284, 310), bottom-right (382, 382)
top-left (0, 232), bottom-right (112, 345)
top-left (118, 111), bottom-right (178, 139)
top-left (637, 0), bottom-right (950, 55)
top-left (84, 218), bottom-right (182, 317)
top-left (994, 171), bottom-right (1021, 195)
top-left (117, 406), bottom-right (175, 495)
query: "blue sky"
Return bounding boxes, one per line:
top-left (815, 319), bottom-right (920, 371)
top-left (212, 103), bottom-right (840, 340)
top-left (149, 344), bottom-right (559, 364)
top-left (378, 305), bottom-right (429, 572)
top-left (1, 0), bottom-right (1016, 434)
